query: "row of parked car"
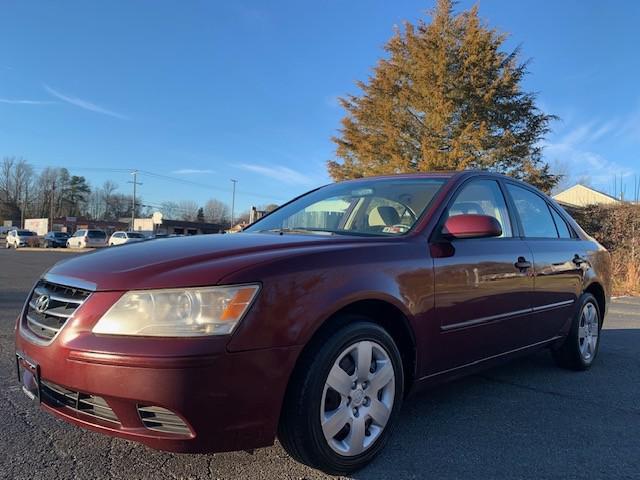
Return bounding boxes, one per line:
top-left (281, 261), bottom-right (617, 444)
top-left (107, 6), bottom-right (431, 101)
top-left (4, 228), bottom-right (157, 249)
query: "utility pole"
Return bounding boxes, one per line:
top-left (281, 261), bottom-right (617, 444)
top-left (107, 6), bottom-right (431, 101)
top-left (20, 182), bottom-right (30, 229)
top-left (128, 170), bottom-right (142, 231)
top-left (230, 179), bottom-right (237, 230)
top-left (49, 181), bottom-right (56, 231)
top-left (21, 191), bottom-right (25, 229)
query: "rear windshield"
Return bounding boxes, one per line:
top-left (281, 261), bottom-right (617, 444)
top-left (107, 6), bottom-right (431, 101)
top-left (127, 232), bottom-right (145, 238)
top-left (17, 230), bottom-right (35, 236)
top-left (87, 230), bottom-right (106, 238)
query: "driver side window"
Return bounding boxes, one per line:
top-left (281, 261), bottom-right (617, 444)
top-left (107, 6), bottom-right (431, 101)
top-left (447, 180), bottom-right (513, 238)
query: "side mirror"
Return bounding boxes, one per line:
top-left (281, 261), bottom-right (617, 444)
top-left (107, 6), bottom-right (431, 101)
top-left (442, 214), bottom-right (502, 239)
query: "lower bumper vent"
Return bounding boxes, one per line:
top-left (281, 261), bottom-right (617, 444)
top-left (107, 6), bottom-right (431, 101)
top-left (41, 380), bottom-right (120, 425)
top-left (137, 405), bottom-right (191, 436)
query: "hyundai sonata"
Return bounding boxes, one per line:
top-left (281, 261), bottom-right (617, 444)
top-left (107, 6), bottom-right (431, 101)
top-left (15, 171), bottom-right (610, 474)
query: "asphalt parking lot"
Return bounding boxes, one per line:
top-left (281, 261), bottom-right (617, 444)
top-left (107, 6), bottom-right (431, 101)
top-left (1, 248), bottom-right (639, 479)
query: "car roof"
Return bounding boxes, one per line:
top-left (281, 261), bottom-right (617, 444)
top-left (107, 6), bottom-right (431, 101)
top-left (333, 170), bottom-right (515, 184)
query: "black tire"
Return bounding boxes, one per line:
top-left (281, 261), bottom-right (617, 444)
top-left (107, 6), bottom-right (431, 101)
top-left (278, 318), bottom-right (404, 475)
top-left (552, 292), bottom-right (602, 371)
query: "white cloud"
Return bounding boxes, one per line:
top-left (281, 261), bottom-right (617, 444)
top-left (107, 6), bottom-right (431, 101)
top-left (590, 120), bottom-right (618, 142)
top-left (171, 168), bottom-right (215, 175)
top-left (543, 121), bottom-right (634, 187)
top-left (325, 94), bottom-right (341, 109)
top-left (43, 84), bottom-right (127, 119)
top-left (237, 163), bottom-right (315, 185)
top-left (617, 107), bottom-right (640, 143)
top-left (0, 98), bottom-right (56, 105)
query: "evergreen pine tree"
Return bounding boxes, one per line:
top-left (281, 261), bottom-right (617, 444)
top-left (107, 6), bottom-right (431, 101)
top-left (329, 0), bottom-right (559, 192)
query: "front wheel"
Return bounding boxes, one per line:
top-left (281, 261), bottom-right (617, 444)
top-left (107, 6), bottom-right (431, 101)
top-left (278, 319), bottom-right (403, 475)
top-left (552, 292), bottom-right (601, 370)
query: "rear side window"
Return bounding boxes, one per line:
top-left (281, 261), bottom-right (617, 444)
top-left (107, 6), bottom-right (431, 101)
top-left (550, 208), bottom-right (572, 239)
top-left (88, 230), bottom-right (106, 239)
top-left (506, 184), bottom-right (558, 238)
top-left (447, 179), bottom-right (513, 237)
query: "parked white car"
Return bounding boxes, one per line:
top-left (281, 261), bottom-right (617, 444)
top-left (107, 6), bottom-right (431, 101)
top-left (5, 229), bottom-right (37, 248)
top-left (66, 229), bottom-right (108, 249)
top-left (108, 231), bottom-right (147, 246)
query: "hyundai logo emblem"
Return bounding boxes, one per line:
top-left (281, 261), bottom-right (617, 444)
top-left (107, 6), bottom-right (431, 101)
top-left (34, 295), bottom-right (50, 314)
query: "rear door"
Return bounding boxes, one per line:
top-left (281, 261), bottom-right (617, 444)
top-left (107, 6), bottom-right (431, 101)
top-left (504, 183), bottom-right (584, 342)
top-left (430, 178), bottom-right (535, 372)
top-left (71, 230), bottom-right (85, 247)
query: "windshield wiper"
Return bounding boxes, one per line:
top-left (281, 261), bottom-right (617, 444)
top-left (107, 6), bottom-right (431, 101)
top-left (259, 227), bottom-right (336, 236)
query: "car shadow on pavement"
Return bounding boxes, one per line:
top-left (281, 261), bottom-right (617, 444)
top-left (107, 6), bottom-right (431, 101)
top-left (355, 329), bottom-right (640, 480)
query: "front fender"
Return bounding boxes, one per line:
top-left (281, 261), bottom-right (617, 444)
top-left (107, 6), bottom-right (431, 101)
top-left (222, 242), bottom-right (432, 352)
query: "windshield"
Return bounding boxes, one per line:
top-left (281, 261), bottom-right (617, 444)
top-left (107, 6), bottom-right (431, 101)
top-left (87, 230), bottom-right (106, 238)
top-left (127, 232), bottom-right (145, 238)
top-left (53, 232), bottom-right (68, 238)
top-left (245, 178), bottom-right (446, 236)
top-left (17, 230), bottom-right (35, 236)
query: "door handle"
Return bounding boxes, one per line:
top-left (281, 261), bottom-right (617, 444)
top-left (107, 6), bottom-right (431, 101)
top-left (514, 257), bottom-right (532, 270)
top-left (573, 254), bottom-right (587, 266)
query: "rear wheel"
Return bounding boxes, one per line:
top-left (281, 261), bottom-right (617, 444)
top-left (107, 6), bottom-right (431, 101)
top-left (278, 319), bottom-right (404, 475)
top-left (552, 292), bottom-right (601, 370)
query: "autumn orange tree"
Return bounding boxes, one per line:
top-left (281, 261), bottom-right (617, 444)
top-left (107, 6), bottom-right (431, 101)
top-left (329, 0), bottom-right (558, 192)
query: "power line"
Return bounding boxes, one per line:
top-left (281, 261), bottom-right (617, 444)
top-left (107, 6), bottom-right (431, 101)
top-left (137, 170), bottom-right (288, 202)
top-left (24, 163), bottom-right (290, 203)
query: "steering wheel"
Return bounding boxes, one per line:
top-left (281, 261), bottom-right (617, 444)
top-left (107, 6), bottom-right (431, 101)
top-left (389, 224), bottom-right (410, 233)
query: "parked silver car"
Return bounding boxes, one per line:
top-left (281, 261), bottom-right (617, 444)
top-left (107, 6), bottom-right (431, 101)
top-left (66, 229), bottom-right (108, 249)
top-left (5, 229), bottom-right (37, 248)
top-left (108, 231), bottom-right (147, 246)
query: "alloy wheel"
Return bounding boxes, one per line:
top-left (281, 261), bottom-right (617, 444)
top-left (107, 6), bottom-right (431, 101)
top-left (320, 340), bottom-right (395, 456)
top-left (578, 302), bottom-right (599, 362)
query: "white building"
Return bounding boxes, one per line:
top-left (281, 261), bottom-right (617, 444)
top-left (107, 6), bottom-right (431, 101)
top-left (552, 184), bottom-right (620, 208)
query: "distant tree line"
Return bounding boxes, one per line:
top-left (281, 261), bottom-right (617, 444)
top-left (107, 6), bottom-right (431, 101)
top-left (0, 156), bottom-right (277, 228)
top-left (158, 199), bottom-right (278, 225)
top-left (0, 156), bottom-right (142, 223)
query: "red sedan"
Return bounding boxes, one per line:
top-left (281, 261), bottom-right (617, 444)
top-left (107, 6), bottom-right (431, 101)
top-left (15, 171), bottom-right (610, 475)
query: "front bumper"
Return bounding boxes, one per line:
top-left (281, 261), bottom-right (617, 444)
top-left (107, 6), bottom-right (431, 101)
top-left (15, 290), bottom-right (301, 453)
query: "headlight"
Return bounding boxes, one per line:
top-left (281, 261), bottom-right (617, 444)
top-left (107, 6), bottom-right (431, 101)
top-left (92, 284), bottom-right (260, 337)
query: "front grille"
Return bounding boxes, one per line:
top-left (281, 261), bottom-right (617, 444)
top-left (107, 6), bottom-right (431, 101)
top-left (138, 405), bottom-right (191, 436)
top-left (25, 280), bottom-right (90, 341)
top-left (41, 380), bottom-right (120, 425)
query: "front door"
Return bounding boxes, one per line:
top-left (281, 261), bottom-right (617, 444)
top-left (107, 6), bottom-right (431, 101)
top-left (429, 178), bottom-right (535, 374)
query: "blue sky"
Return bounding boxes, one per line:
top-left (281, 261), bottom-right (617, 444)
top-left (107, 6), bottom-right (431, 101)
top-left (1, 0), bottom-right (639, 212)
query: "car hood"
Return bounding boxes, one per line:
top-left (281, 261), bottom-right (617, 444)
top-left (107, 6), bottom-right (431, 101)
top-left (46, 232), bottom-right (353, 291)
